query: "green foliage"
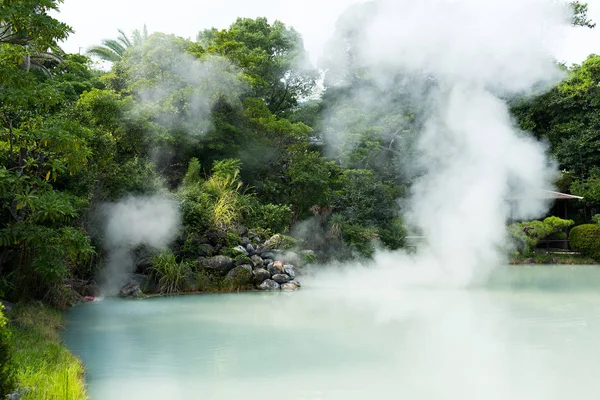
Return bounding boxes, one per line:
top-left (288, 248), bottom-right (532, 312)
top-left (150, 251), bottom-right (192, 294)
top-left (246, 203), bottom-right (292, 233)
top-left (569, 224), bottom-right (600, 260)
top-left (508, 217), bottom-right (575, 256)
top-left (592, 214), bottom-right (600, 225)
top-left (0, 304), bottom-right (15, 398)
top-left (571, 167), bottom-right (600, 206)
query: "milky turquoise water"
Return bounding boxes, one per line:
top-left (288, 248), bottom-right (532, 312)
top-left (63, 266), bottom-right (600, 400)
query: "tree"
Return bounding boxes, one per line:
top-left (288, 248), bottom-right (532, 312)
top-left (199, 18), bottom-right (318, 114)
top-left (87, 25), bottom-right (148, 62)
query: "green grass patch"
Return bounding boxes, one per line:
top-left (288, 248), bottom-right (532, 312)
top-left (7, 303), bottom-right (86, 400)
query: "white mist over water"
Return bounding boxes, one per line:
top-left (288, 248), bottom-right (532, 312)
top-left (318, 0), bottom-right (571, 287)
top-left (100, 196), bottom-right (181, 294)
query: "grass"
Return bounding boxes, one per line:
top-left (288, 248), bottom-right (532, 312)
top-left (510, 252), bottom-right (599, 265)
top-left (150, 251), bottom-right (192, 294)
top-left (7, 302), bottom-right (86, 400)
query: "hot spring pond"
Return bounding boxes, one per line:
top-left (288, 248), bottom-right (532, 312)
top-left (63, 265), bottom-right (600, 400)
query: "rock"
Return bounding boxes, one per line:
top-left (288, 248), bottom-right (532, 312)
top-left (259, 248), bottom-right (274, 258)
top-left (197, 243), bottom-right (216, 257)
top-left (258, 279), bottom-right (280, 291)
top-left (246, 243), bottom-right (255, 254)
top-left (267, 261), bottom-right (284, 276)
top-left (272, 274), bottom-right (291, 284)
top-left (206, 230), bottom-right (226, 246)
top-left (281, 282), bottom-right (299, 291)
top-left (235, 255), bottom-right (252, 266)
top-left (233, 245), bottom-right (248, 256)
top-left (264, 234), bottom-right (283, 249)
top-left (74, 283), bottom-right (100, 297)
top-left (283, 265), bottom-right (296, 279)
top-left (0, 299), bottom-right (15, 312)
top-left (251, 254), bottom-right (264, 267)
top-left (202, 256), bottom-right (234, 274)
top-left (289, 280), bottom-right (302, 288)
top-left (241, 236), bottom-right (251, 246)
top-left (262, 258), bottom-right (274, 265)
top-left (283, 251), bottom-right (301, 266)
top-left (226, 265), bottom-right (253, 285)
top-left (119, 282), bottom-right (143, 298)
top-left (253, 268), bottom-right (271, 285)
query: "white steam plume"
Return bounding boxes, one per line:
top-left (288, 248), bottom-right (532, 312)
top-left (100, 196), bottom-right (181, 294)
top-left (318, 0), bottom-right (571, 287)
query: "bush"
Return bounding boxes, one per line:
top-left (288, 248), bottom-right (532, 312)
top-left (569, 224), bottom-right (600, 260)
top-left (246, 203), bottom-right (292, 233)
top-left (592, 214), bottom-right (600, 225)
top-left (150, 251), bottom-right (192, 294)
top-left (0, 304), bottom-right (15, 398)
top-left (508, 217), bottom-right (574, 255)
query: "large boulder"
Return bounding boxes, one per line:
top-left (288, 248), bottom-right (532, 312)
top-left (258, 279), bottom-right (280, 291)
top-left (272, 274), bottom-right (291, 284)
top-left (226, 265), bottom-right (253, 285)
top-left (252, 268), bottom-right (271, 285)
top-left (201, 256), bottom-right (234, 274)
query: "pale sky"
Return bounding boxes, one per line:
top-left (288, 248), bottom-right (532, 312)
top-left (56, 0), bottom-right (600, 66)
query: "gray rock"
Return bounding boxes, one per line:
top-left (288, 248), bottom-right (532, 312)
top-left (259, 249), bottom-right (274, 259)
top-left (283, 265), bottom-right (296, 279)
top-left (267, 261), bottom-right (284, 276)
top-left (252, 268), bottom-right (271, 285)
top-left (281, 282), bottom-right (299, 291)
top-left (241, 237), bottom-right (251, 246)
top-left (258, 279), bottom-right (280, 291)
top-left (251, 254), bottom-right (264, 267)
top-left (226, 265), bottom-right (253, 285)
top-left (283, 251), bottom-right (301, 265)
top-left (202, 255), bottom-right (234, 274)
top-left (197, 243), bottom-right (216, 257)
top-left (272, 274), bottom-right (291, 284)
top-left (119, 282), bottom-right (143, 298)
top-left (0, 299), bottom-right (15, 312)
top-left (246, 243), bottom-right (255, 253)
top-left (262, 258), bottom-right (274, 265)
top-left (289, 280), bottom-right (302, 288)
top-left (264, 234), bottom-right (283, 249)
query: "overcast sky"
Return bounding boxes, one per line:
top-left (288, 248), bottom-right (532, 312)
top-left (56, 0), bottom-right (600, 66)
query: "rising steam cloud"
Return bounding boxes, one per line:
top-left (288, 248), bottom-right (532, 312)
top-left (100, 196), bottom-right (181, 294)
top-left (316, 0), bottom-right (571, 287)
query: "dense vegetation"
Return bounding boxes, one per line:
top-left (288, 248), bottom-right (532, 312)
top-left (1, 0), bottom-right (600, 311)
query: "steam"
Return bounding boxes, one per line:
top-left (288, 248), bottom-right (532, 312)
top-left (100, 196), bottom-right (181, 294)
top-left (318, 0), bottom-right (571, 287)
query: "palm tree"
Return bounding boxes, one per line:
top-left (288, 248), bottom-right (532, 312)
top-left (87, 25), bottom-right (148, 62)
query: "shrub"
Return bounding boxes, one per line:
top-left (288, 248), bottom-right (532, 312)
top-left (569, 224), bottom-right (600, 260)
top-left (508, 217), bottom-right (574, 255)
top-left (246, 203), bottom-right (292, 233)
top-left (0, 304), bottom-right (15, 398)
top-left (150, 251), bottom-right (192, 294)
top-left (592, 214), bottom-right (600, 225)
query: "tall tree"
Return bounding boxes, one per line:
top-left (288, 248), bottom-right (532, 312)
top-left (87, 25), bottom-right (148, 62)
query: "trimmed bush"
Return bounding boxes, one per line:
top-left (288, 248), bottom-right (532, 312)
top-left (0, 304), bottom-right (15, 398)
top-left (569, 224), bottom-right (600, 260)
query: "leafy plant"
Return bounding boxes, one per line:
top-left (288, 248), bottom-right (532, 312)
top-left (508, 217), bottom-right (574, 256)
top-left (150, 251), bottom-right (191, 294)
